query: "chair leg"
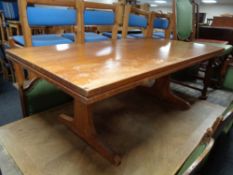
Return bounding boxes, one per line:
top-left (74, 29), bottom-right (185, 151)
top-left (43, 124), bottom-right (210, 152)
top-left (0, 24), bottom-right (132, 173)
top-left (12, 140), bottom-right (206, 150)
top-left (0, 60), bottom-right (8, 80)
top-left (13, 62), bottom-right (27, 117)
top-left (200, 59), bottom-right (214, 100)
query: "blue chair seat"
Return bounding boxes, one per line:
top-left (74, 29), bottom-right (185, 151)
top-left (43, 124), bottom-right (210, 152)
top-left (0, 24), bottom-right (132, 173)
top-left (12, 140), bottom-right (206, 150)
top-left (128, 33), bottom-right (145, 39)
top-left (103, 32), bottom-right (171, 39)
top-left (63, 32), bottom-right (109, 42)
top-left (153, 31), bottom-right (174, 39)
top-left (153, 31), bottom-right (165, 38)
top-left (13, 34), bottom-right (73, 47)
top-left (102, 32), bottom-right (138, 39)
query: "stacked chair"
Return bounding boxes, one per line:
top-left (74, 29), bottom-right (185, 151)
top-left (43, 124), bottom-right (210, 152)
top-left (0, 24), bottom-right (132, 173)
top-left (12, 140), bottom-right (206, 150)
top-left (102, 4), bottom-right (152, 39)
top-left (175, 101), bottom-right (233, 175)
top-left (0, 44), bottom-right (14, 81)
top-left (63, 0), bottom-right (121, 43)
top-left (172, 0), bottom-right (233, 99)
top-left (1, 0), bottom-right (19, 21)
top-left (121, 4), bottom-right (152, 39)
top-left (1, 0), bottom-right (20, 39)
top-left (10, 0), bottom-right (76, 116)
top-left (150, 11), bottom-right (173, 39)
top-left (0, 3), bottom-right (5, 43)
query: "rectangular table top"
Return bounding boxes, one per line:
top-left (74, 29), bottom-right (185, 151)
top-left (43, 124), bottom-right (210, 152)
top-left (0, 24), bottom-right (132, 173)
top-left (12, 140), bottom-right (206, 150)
top-left (6, 39), bottom-right (223, 99)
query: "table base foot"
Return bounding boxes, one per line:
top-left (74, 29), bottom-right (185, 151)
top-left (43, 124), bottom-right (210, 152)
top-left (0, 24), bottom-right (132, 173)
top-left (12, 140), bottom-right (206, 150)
top-left (59, 99), bottom-right (121, 166)
top-left (141, 76), bottom-right (191, 110)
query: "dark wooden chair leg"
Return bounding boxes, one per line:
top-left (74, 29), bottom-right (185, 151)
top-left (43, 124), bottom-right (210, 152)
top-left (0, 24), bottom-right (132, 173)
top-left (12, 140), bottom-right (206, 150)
top-left (200, 59), bottom-right (214, 100)
top-left (59, 98), bottom-right (121, 166)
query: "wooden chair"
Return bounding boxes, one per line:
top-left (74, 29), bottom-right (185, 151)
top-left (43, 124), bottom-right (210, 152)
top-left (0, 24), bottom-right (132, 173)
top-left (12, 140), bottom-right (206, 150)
top-left (62, 0), bottom-right (121, 43)
top-left (0, 11), bottom-right (6, 44)
top-left (11, 0), bottom-right (80, 117)
top-left (10, 0), bottom-right (76, 48)
top-left (0, 44), bottom-right (14, 81)
top-left (1, 0), bottom-right (21, 40)
top-left (172, 0), bottom-right (233, 99)
top-left (150, 11), bottom-right (173, 39)
top-left (102, 4), bottom-right (152, 39)
top-left (121, 4), bottom-right (153, 39)
top-left (176, 130), bottom-right (215, 175)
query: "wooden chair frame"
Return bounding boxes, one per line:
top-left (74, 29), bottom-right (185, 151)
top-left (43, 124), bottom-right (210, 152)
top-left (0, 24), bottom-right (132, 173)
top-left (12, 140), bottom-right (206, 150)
top-left (0, 11), bottom-right (6, 44)
top-left (149, 11), bottom-right (173, 39)
top-left (178, 130), bottom-right (215, 175)
top-left (122, 5), bottom-right (153, 39)
top-left (171, 0), bottom-right (226, 99)
top-left (10, 0), bottom-right (78, 117)
top-left (15, 0), bottom-right (77, 48)
top-left (11, 0), bottom-right (121, 117)
top-left (76, 0), bottom-right (121, 44)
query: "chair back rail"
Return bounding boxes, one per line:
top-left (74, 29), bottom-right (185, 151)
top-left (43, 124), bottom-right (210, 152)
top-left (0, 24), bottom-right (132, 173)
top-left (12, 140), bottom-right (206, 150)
top-left (27, 0), bottom-right (75, 7)
top-left (122, 5), bottom-right (153, 39)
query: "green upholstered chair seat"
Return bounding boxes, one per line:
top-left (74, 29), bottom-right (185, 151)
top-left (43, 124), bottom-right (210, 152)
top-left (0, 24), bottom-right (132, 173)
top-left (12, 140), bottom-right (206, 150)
top-left (223, 65), bottom-right (233, 91)
top-left (26, 79), bottom-right (72, 116)
top-left (176, 143), bottom-right (207, 175)
top-left (195, 42), bottom-right (233, 56)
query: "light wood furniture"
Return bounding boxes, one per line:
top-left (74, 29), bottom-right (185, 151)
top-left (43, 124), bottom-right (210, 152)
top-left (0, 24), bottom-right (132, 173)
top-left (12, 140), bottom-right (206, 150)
top-left (172, 0), bottom-right (233, 99)
top-left (0, 11), bottom-right (6, 43)
top-left (212, 16), bottom-right (233, 28)
top-left (0, 98), bottom-right (224, 175)
top-left (122, 5), bottom-right (152, 38)
top-left (76, 0), bottom-right (121, 44)
top-left (7, 20), bottom-right (21, 38)
top-left (150, 11), bottom-right (173, 39)
top-left (6, 39), bottom-right (224, 165)
top-left (15, 0), bottom-right (77, 48)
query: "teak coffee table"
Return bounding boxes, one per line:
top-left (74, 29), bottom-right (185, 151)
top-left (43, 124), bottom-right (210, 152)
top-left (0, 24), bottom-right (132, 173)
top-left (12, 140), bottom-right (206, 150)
top-left (6, 39), bottom-right (223, 165)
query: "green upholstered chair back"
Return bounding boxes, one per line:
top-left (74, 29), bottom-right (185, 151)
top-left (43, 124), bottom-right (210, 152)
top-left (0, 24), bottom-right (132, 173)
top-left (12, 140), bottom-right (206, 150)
top-left (223, 65), bottom-right (233, 91)
top-left (174, 0), bottom-right (193, 41)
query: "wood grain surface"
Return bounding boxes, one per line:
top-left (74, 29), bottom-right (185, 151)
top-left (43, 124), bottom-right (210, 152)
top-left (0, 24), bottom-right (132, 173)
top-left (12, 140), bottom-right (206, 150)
top-left (6, 39), bottom-right (224, 101)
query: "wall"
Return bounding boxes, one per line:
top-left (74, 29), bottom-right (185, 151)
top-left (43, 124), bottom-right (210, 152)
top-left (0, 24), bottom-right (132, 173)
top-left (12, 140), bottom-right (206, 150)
top-left (199, 4), bottom-right (233, 20)
top-left (151, 4), bottom-right (233, 21)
